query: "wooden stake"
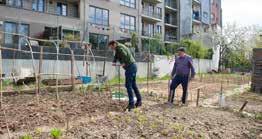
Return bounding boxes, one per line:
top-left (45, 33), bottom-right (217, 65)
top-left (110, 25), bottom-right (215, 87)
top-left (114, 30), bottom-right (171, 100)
top-left (3, 110), bottom-right (11, 138)
top-left (196, 89), bottom-right (200, 107)
top-left (239, 101), bottom-right (248, 112)
top-left (0, 44), bottom-right (2, 109)
top-left (38, 47), bottom-right (43, 95)
top-left (70, 50), bottom-right (75, 90)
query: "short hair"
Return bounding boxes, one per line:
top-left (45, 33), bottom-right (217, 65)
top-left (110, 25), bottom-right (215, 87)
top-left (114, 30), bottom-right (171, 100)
top-left (108, 40), bottom-right (117, 46)
top-left (177, 47), bottom-right (186, 52)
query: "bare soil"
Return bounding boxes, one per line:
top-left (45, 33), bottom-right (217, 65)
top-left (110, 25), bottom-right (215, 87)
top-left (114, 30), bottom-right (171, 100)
top-left (0, 79), bottom-right (261, 139)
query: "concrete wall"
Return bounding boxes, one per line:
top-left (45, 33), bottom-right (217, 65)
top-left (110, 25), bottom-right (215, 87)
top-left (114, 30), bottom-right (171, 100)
top-left (201, 0), bottom-right (211, 25)
top-left (180, 0), bottom-right (192, 37)
top-left (2, 56), bottom-right (214, 80)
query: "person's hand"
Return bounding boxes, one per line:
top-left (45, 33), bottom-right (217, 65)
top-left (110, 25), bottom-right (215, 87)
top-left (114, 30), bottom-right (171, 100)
top-left (190, 75), bottom-right (195, 81)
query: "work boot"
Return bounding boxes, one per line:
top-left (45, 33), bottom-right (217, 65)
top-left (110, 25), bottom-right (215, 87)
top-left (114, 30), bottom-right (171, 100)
top-left (135, 101), bottom-right (142, 108)
top-left (126, 104), bottom-right (135, 112)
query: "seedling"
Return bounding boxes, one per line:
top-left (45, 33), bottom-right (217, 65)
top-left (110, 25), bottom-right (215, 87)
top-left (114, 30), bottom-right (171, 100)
top-left (20, 134), bottom-right (32, 139)
top-left (50, 128), bottom-right (62, 139)
top-left (255, 113), bottom-right (262, 120)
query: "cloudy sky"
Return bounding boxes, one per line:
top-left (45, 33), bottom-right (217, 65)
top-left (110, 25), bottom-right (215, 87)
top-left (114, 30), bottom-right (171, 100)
top-left (222, 0), bottom-right (262, 26)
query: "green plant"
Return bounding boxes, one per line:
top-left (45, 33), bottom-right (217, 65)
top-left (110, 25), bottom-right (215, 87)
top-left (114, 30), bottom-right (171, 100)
top-left (50, 128), bottom-right (62, 139)
top-left (20, 134), bottom-right (32, 139)
top-left (130, 32), bottom-right (138, 48)
top-left (255, 113), bottom-right (262, 120)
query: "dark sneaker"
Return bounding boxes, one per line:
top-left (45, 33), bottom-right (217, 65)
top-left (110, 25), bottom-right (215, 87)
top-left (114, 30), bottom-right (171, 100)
top-left (135, 101), bottom-right (142, 108)
top-left (126, 105), bottom-right (135, 111)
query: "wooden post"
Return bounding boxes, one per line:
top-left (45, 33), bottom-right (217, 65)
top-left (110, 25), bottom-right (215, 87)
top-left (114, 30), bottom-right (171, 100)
top-left (38, 47), bottom-right (43, 95)
top-left (196, 89), bottom-right (200, 107)
top-left (70, 50), bottom-right (75, 90)
top-left (239, 101), bottom-right (248, 112)
top-left (0, 45), bottom-right (2, 109)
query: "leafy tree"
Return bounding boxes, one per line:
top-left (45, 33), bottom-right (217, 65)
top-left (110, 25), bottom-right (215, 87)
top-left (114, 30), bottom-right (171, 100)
top-left (130, 32), bottom-right (138, 50)
top-left (142, 34), bottom-right (166, 55)
top-left (164, 39), bottom-right (213, 59)
top-left (208, 23), bottom-right (260, 71)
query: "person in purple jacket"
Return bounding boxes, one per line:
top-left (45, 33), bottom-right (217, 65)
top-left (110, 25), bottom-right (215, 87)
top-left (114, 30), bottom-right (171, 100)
top-left (168, 47), bottom-right (196, 104)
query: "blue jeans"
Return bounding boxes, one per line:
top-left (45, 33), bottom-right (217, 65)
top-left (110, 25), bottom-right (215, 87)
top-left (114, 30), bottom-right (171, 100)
top-left (125, 63), bottom-right (142, 106)
top-left (170, 75), bottom-right (189, 104)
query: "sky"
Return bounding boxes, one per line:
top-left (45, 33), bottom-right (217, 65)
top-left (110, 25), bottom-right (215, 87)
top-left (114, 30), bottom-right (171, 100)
top-left (222, 0), bottom-right (262, 27)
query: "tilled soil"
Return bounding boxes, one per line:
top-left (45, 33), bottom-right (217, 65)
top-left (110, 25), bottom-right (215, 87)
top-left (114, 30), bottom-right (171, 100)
top-left (65, 98), bottom-right (261, 139)
top-left (225, 91), bottom-right (262, 114)
top-left (0, 80), bottom-right (261, 139)
top-left (0, 92), bottom-right (126, 137)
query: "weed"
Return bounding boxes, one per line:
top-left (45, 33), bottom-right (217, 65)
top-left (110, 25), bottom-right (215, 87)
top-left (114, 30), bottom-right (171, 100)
top-left (171, 123), bottom-right (185, 133)
top-left (161, 129), bottom-right (169, 136)
top-left (50, 128), bottom-right (62, 139)
top-left (35, 128), bottom-right (42, 136)
top-left (255, 113), bottom-right (262, 120)
top-left (150, 121), bottom-right (160, 130)
top-left (20, 134), bottom-right (32, 139)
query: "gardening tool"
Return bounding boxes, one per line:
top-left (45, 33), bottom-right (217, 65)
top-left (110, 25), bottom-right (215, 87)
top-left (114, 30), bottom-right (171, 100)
top-left (167, 79), bottom-right (175, 103)
top-left (111, 64), bottom-right (125, 101)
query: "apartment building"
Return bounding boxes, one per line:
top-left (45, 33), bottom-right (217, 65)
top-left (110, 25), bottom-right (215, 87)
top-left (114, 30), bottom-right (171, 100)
top-left (211, 0), bottom-right (222, 29)
top-left (180, 0), bottom-right (222, 38)
top-left (0, 0), bottom-right (85, 47)
top-left (0, 0), bottom-right (180, 54)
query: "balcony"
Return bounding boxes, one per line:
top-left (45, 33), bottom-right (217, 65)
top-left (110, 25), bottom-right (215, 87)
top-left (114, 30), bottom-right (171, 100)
top-left (0, 0), bottom-right (80, 18)
top-left (142, 0), bottom-right (162, 4)
top-left (0, 5), bottom-right (81, 29)
top-left (165, 0), bottom-right (177, 11)
top-left (192, 11), bottom-right (201, 24)
top-left (142, 9), bottom-right (162, 22)
top-left (165, 34), bottom-right (177, 43)
top-left (193, 0), bottom-right (201, 5)
top-left (165, 17), bottom-right (178, 28)
top-left (142, 30), bottom-right (155, 37)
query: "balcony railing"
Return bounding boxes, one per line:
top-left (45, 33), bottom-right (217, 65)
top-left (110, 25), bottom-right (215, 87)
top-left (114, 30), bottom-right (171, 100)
top-left (142, 30), bottom-right (162, 37)
top-left (193, 11), bottom-right (201, 21)
top-left (165, 34), bottom-right (177, 42)
top-left (142, 30), bottom-right (155, 37)
top-left (165, 0), bottom-right (177, 9)
top-left (142, 9), bottom-right (162, 19)
top-left (165, 18), bottom-right (177, 26)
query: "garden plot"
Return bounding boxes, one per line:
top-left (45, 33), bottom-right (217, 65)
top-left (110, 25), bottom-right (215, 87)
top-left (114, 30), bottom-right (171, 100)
top-left (0, 76), bottom-right (260, 139)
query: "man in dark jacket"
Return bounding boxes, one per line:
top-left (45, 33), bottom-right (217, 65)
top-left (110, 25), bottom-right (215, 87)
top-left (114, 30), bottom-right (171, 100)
top-left (108, 40), bottom-right (142, 111)
top-left (168, 47), bottom-right (196, 104)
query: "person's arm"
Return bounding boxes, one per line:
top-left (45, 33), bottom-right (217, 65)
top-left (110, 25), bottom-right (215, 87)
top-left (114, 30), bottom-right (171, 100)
top-left (113, 46), bottom-right (128, 66)
top-left (189, 57), bottom-right (196, 78)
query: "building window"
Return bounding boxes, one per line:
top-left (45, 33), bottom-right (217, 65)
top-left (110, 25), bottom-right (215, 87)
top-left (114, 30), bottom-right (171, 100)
top-left (89, 6), bottom-right (109, 26)
top-left (156, 25), bottom-right (161, 34)
top-left (120, 0), bottom-right (136, 8)
top-left (57, 3), bottom-right (67, 16)
top-left (32, 0), bottom-right (45, 12)
top-left (4, 22), bottom-right (16, 45)
top-left (4, 22), bottom-right (29, 46)
top-left (72, 4), bottom-right (79, 17)
top-left (89, 33), bottom-right (109, 50)
top-left (7, 0), bottom-right (22, 8)
top-left (156, 7), bottom-right (162, 16)
top-left (120, 14), bottom-right (136, 32)
top-left (142, 23), bottom-right (154, 37)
